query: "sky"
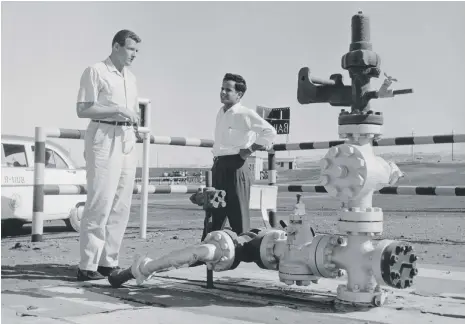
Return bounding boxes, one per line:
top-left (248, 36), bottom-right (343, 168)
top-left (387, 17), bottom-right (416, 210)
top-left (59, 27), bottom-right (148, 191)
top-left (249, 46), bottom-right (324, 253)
top-left (2, 1), bottom-right (465, 167)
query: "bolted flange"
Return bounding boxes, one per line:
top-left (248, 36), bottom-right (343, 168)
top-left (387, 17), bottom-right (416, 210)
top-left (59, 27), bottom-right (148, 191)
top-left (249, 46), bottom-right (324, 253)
top-left (380, 242), bottom-right (418, 288)
top-left (203, 230), bottom-right (236, 271)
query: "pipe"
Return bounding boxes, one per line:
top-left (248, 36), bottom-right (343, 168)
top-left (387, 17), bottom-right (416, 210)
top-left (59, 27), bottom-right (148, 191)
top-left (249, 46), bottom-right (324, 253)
top-left (109, 230), bottom-right (236, 288)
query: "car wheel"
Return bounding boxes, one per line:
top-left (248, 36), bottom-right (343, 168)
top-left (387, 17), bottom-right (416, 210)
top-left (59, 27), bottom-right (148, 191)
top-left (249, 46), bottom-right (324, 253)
top-left (1, 219), bottom-right (25, 237)
top-left (65, 203), bottom-right (84, 232)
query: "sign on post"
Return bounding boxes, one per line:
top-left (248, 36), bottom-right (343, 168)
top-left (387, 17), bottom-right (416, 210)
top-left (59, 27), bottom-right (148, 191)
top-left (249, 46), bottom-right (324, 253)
top-left (256, 106), bottom-right (290, 135)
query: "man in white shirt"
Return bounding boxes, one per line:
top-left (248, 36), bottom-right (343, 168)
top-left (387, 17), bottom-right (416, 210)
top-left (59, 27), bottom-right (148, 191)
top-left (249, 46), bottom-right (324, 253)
top-left (75, 30), bottom-right (141, 281)
top-left (203, 73), bottom-right (277, 240)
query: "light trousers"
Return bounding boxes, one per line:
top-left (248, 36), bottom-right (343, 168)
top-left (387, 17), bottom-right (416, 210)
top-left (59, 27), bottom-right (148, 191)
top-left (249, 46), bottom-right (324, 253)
top-left (79, 121), bottom-right (137, 271)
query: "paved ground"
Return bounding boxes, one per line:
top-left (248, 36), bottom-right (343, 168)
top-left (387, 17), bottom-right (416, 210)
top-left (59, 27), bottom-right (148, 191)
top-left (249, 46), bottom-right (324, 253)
top-left (2, 191), bottom-right (465, 323)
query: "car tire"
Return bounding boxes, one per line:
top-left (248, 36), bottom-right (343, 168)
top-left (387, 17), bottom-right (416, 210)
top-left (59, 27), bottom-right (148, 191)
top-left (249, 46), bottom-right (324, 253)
top-left (1, 219), bottom-right (25, 237)
top-left (65, 202), bottom-right (84, 232)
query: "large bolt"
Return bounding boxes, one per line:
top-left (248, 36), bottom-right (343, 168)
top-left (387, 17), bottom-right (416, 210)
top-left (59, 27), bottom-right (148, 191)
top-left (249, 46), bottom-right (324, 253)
top-left (356, 174), bottom-right (365, 185)
top-left (214, 233), bottom-right (222, 241)
top-left (395, 245), bottom-right (405, 255)
top-left (410, 268), bottom-right (418, 277)
top-left (320, 175), bottom-right (330, 186)
top-left (320, 158), bottom-right (331, 170)
top-left (340, 145), bottom-right (355, 156)
top-left (409, 254), bottom-right (418, 263)
top-left (390, 255), bottom-right (398, 265)
top-left (328, 147), bottom-right (339, 157)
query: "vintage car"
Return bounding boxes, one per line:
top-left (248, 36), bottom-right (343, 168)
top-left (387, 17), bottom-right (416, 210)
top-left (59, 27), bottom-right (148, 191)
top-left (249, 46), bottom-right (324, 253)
top-left (1, 134), bottom-right (86, 235)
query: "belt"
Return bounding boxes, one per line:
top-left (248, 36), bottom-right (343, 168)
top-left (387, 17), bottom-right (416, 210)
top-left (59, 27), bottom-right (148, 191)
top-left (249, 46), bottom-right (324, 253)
top-left (213, 154), bottom-right (240, 162)
top-left (92, 119), bottom-right (134, 126)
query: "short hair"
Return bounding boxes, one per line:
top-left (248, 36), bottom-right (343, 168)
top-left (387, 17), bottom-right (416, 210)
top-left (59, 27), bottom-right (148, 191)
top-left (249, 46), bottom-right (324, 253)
top-left (223, 73), bottom-right (247, 95)
top-left (112, 29), bottom-right (141, 47)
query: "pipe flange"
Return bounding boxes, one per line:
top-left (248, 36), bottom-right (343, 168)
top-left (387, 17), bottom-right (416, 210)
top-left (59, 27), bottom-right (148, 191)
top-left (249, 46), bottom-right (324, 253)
top-left (131, 255), bottom-right (153, 285)
top-left (372, 240), bottom-right (418, 289)
top-left (319, 144), bottom-right (367, 201)
top-left (259, 230), bottom-right (287, 270)
top-left (308, 234), bottom-right (342, 278)
top-left (336, 284), bottom-right (385, 306)
top-left (203, 230), bottom-right (235, 272)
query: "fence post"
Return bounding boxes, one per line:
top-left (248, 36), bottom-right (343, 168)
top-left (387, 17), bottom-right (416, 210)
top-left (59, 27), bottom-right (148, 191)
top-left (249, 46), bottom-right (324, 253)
top-left (140, 100), bottom-right (152, 239)
top-left (32, 127), bottom-right (46, 242)
top-left (205, 170), bottom-right (214, 288)
top-left (267, 151), bottom-right (277, 228)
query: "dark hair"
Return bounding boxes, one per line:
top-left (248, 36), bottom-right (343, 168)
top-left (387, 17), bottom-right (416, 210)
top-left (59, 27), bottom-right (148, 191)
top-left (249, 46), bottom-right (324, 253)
top-left (112, 29), bottom-right (141, 47)
top-left (223, 73), bottom-right (247, 95)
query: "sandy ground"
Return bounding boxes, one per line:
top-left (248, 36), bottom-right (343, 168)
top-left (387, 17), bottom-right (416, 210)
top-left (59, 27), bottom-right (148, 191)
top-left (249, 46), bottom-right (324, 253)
top-left (2, 192), bottom-right (464, 282)
top-left (1, 187), bottom-right (465, 323)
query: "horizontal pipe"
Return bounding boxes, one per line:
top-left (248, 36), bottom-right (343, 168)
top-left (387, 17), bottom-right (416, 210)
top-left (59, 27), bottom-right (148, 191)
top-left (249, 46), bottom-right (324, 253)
top-left (277, 185), bottom-right (465, 196)
top-left (43, 183), bottom-right (464, 197)
top-left (43, 184), bottom-right (206, 195)
top-left (42, 128), bottom-right (465, 151)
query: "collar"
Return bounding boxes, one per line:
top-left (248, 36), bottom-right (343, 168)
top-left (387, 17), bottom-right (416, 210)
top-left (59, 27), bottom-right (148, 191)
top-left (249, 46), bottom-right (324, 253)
top-left (223, 102), bottom-right (241, 114)
top-left (104, 56), bottom-right (125, 76)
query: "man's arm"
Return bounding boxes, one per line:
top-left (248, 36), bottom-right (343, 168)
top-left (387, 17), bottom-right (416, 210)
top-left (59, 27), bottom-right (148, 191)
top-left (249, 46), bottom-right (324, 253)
top-left (246, 109), bottom-right (277, 152)
top-left (76, 66), bottom-right (123, 119)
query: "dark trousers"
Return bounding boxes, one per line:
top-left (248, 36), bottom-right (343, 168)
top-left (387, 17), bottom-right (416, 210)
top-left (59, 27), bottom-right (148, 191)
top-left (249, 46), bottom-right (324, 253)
top-left (201, 154), bottom-right (252, 240)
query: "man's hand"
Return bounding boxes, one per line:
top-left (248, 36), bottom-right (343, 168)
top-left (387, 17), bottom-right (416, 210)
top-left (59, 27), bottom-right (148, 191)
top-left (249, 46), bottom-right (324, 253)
top-left (239, 148), bottom-right (253, 160)
top-left (118, 108), bottom-right (140, 124)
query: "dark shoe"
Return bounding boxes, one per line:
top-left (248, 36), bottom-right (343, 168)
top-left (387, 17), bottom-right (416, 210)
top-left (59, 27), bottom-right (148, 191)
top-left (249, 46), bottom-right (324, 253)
top-left (77, 268), bottom-right (105, 281)
top-left (97, 266), bottom-right (121, 277)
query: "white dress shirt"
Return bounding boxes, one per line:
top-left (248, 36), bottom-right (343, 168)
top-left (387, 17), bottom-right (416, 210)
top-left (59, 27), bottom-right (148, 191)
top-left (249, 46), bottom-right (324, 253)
top-left (77, 57), bottom-right (138, 122)
top-left (212, 102), bottom-right (277, 157)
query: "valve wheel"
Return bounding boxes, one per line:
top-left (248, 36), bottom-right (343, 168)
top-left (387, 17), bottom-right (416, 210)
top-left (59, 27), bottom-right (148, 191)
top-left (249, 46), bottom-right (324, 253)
top-left (380, 242), bottom-right (418, 289)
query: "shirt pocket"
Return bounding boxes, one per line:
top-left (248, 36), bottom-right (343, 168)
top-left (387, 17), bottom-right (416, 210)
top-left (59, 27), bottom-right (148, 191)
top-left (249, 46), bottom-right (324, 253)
top-left (227, 127), bottom-right (247, 145)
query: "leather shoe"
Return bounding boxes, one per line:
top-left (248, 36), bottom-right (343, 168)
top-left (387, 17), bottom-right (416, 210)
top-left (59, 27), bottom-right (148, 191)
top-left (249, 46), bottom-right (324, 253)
top-left (97, 266), bottom-right (121, 277)
top-left (77, 268), bottom-right (105, 281)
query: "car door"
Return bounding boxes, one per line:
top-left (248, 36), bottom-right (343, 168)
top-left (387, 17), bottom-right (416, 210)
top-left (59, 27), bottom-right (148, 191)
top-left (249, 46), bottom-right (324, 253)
top-left (30, 145), bottom-right (86, 219)
top-left (1, 142), bottom-right (33, 221)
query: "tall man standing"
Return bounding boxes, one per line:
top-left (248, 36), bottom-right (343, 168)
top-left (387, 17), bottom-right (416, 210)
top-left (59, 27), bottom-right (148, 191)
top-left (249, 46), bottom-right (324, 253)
top-left (75, 30), bottom-right (142, 281)
top-left (205, 73), bottom-right (277, 239)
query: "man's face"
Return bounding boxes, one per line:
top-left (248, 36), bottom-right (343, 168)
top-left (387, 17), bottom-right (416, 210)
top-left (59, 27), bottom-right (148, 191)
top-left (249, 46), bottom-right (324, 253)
top-left (220, 80), bottom-right (242, 105)
top-left (115, 38), bottom-right (139, 67)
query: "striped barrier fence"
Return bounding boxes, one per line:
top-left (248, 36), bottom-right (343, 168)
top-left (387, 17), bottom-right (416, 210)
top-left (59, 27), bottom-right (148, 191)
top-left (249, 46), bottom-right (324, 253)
top-left (271, 134), bottom-right (465, 151)
top-left (277, 184), bottom-right (465, 196)
top-left (40, 128), bottom-right (465, 151)
top-left (32, 100), bottom-right (464, 241)
top-left (42, 184), bottom-right (205, 196)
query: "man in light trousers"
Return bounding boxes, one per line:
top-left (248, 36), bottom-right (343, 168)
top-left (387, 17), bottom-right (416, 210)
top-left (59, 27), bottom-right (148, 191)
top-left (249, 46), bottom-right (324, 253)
top-left (75, 30), bottom-right (142, 281)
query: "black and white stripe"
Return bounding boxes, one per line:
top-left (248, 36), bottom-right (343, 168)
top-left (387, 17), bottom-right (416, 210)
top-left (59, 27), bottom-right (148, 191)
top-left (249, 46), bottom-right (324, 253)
top-left (32, 127), bottom-right (46, 242)
top-left (271, 134), bottom-right (465, 151)
top-left (277, 184), bottom-right (465, 196)
top-left (42, 184), bottom-right (205, 196)
top-left (137, 136), bottom-right (214, 147)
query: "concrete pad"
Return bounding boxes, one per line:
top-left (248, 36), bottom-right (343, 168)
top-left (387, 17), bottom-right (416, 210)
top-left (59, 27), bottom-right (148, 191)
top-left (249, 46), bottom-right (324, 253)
top-left (106, 262), bottom-right (465, 324)
top-left (2, 283), bottom-right (137, 318)
top-left (64, 307), bottom-right (366, 324)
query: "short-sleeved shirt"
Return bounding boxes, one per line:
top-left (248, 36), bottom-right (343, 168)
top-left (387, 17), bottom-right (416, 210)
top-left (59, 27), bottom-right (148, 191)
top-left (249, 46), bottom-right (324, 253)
top-left (77, 57), bottom-right (138, 122)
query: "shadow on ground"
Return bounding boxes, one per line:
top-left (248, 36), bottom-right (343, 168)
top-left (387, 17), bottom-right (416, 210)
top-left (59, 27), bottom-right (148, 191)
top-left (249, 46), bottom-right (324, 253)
top-left (2, 263), bottom-right (77, 282)
top-left (1, 263), bottom-right (373, 315)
